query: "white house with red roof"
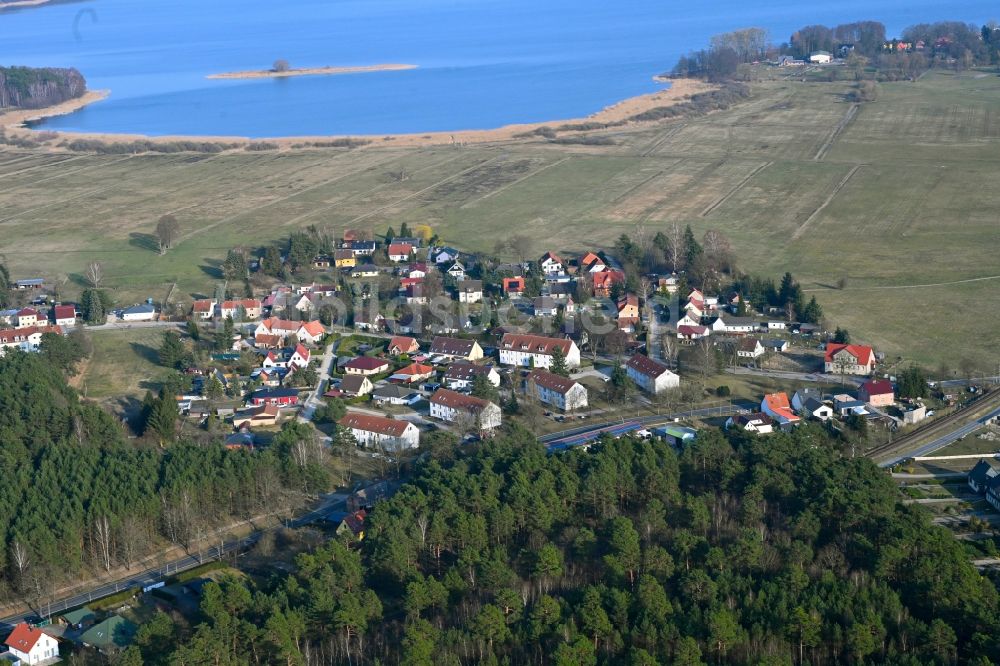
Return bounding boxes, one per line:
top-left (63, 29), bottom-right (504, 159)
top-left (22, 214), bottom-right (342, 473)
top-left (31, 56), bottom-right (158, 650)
top-left (387, 336), bottom-right (420, 355)
top-left (191, 299), bottom-right (216, 320)
top-left (388, 243), bottom-right (415, 262)
top-left (824, 343), bottom-right (876, 375)
top-left (339, 412), bottom-right (420, 450)
top-left (15, 308), bottom-right (39, 329)
top-left (4, 622), bottom-right (59, 664)
top-left (429, 389), bottom-right (502, 430)
top-left (540, 252), bottom-right (565, 276)
top-left (289, 344), bottom-right (311, 370)
top-left (220, 299), bottom-right (262, 320)
top-left (0, 325), bottom-right (63, 356)
top-left (761, 392), bottom-right (801, 427)
top-left (677, 324), bottom-right (710, 342)
top-left (52, 304), bottom-right (77, 327)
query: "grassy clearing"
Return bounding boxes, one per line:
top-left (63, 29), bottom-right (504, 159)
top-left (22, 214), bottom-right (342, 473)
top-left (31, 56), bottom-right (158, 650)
top-left (0, 69), bottom-right (998, 373)
top-left (76, 327), bottom-right (172, 402)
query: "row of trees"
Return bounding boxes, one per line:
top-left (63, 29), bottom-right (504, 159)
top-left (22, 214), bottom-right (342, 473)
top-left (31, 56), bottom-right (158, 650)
top-left (120, 424), bottom-right (1000, 664)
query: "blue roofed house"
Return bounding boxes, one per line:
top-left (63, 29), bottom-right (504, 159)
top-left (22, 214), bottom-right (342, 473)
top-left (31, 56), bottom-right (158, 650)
top-left (969, 459), bottom-right (998, 493)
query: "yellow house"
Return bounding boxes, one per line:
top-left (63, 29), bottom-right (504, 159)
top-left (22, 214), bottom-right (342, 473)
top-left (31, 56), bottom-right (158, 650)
top-left (334, 249), bottom-right (356, 268)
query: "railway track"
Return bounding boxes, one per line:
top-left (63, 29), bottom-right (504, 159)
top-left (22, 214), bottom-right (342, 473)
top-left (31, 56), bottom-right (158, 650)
top-left (868, 388), bottom-right (1000, 463)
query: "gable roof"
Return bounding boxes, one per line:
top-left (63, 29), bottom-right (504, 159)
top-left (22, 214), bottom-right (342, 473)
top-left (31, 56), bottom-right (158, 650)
top-left (444, 362), bottom-right (495, 382)
top-left (677, 324), bottom-right (709, 336)
top-left (388, 243), bottom-right (414, 256)
top-left (592, 269), bottom-right (625, 289)
top-left (340, 375), bottom-right (372, 394)
top-left (738, 337), bottom-right (763, 352)
top-left (626, 353), bottom-right (670, 379)
top-left (970, 459), bottom-right (998, 486)
top-left (457, 280), bottom-right (483, 293)
top-left (825, 343), bottom-right (874, 365)
top-left (861, 379), bottom-right (894, 396)
top-left (396, 362), bottom-right (433, 376)
top-left (388, 336), bottom-right (419, 353)
top-left (339, 412), bottom-right (413, 437)
top-left (528, 369), bottom-right (579, 395)
top-left (221, 298), bottom-right (261, 310)
top-left (299, 321), bottom-right (326, 338)
top-left (540, 251), bottom-right (563, 264)
top-left (430, 388), bottom-right (491, 412)
top-left (764, 392), bottom-right (799, 422)
top-left (80, 614), bottom-right (137, 650)
top-left (579, 251), bottom-right (604, 269)
top-left (430, 336), bottom-right (477, 356)
top-left (0, 325), bottom-right (63, 344)
top-left (53, 304), bottom-right (76, 319)
top-left (344, 356), bottom-right (389, 371)
top-left (373, 384), bottom-right (417, 399)
top-left (5, 623), bottom-right (44, 653)
top-left (500, 333), bottom-right (572, 356)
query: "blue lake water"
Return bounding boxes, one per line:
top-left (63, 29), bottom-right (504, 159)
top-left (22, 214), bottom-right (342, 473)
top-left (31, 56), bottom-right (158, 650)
top-left (1, 0), bottom-right (996, 137)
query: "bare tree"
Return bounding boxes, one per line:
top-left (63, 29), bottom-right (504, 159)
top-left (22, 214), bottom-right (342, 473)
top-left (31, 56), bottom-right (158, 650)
top-left (696, 338), bottom-right (717, 379)
top-left (85, 260), bottom-right (104, 288)
top-left (702, 229), bottom-right (735, 273)
top-left (660, 333), bottom-right (677, 369)
top-left (91, 515), bottom-right (114, 572)
top-left (272, 58), bottom-right (291, 72)
top-left (117, 514), bottom-right (150, 570)
top-left (663, 221), bottom-right (683, 272)
top-left (155, 215), bottom-right (180, 255)
top-left (510, 235), bottom-right (533, 263)
top-left (9, 540), bottom-right (30, 593)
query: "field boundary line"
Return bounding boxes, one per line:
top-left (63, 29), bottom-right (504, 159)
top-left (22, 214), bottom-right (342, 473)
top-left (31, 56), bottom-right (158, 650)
top-left (790, 164), bottom-right (862, 240)
top-left (0, 154), bottom-right (83, 180)
top-left (174, 151), bottom-right (406, 243)
top-left (465, 156), bottom-right (571, 206)
top-left (805, 274), bottom-right (1000, 292)
top-left (639, 123), bottom-right (685, 157)
top-left (814, 103), bottom-right (858, 161)
top-left (20, 154), bottom-right (137, 188)
top-left (279, 150), bottom-right (475, 228)
top-left (699, 161), bottom-right (772, 217)
top-left (340, 154), bottom-right (505, 227)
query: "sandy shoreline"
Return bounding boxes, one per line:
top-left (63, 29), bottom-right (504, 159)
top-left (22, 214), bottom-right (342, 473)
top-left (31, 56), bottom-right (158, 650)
top-left (0, 78), bottom-right (713, 150)
top-left (0, 0), bottom-right (52, 9)
top-left (207, 63), bottom-right (418, 80)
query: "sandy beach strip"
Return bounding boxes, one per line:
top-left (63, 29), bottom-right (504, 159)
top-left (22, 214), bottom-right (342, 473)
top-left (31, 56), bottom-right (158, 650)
top-left (0, 0), bottom-right (53, 9)
top-left (207, 63), bottom-right (418, 80)
top-left (0, 89), bottom-right (109, 129)
top-left (1, 78), bottom-right (714, 150)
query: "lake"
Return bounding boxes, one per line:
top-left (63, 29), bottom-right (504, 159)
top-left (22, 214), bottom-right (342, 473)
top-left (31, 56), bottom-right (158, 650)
top-left (1, 0), bottom-right (995, 137)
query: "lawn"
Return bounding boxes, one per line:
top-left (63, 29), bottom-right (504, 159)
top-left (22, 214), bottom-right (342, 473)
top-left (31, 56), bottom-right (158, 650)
top-left (2, 68), bottom-right (999, 376)
top-left (75, 327), bottom-right (174, 403)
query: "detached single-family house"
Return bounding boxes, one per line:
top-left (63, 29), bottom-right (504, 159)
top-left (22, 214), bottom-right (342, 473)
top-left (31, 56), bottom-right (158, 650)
top-left (801, 397), bottom-right (834, 422)
top-left (677, 324), bottom-right (710, 342)
top-left (457, 280), bottom-right (483, 304)
top-left (617, 294), bottom-right (640, 331)
top-left (349, 240), bottom-right (377, 257)
top-left (579, 252), bottom-right (606, 273)
top-left (824, 343), bottom-right (876, 376)
top-left (289, 344), bottom-right (311, 369)
top-left (860, 379), bottom-right (894, 407)
top-left (192, 299), bottom-right (216, 320)
top-left (533, 296), bottom-right (559, 317)
top-left (52, 304), bottom-right (77, 327)
top-left (430, 336), bottom-right (484, 361)
top-left (372, 384), bottom-right (422, 406)
top-left (387, 336), bottom-right (420, 355)
top-left (4, 623), bottom-right (59, 664)
top-left (726, 412), bottom-right (774, 434)
top-left (626, 353), bottom-right (679, 394)
top-left (353, 308), bottom-right (386, 332)
top-left (388, 243), bottom-right (415, 262)
top-left (540, 251), bottom-right (565, 276)
top-left (736, 338), bottom-right (764, 359)
top-left (389, 362), bottom-right (435, 384)
top-left (446, 262), bottom-right (466, 281)
top-left (502, 277), bottom-right (526, 298)
top-left (763, 338), bottom-right (788, 353)
top-left (499, 333), bottom-right (580, 369)
top-left (527, 369), bottom-right (588, 412)
top-left (592, 270), bottom-right (625, 298)
top-left (444, 362), bottom-right (500, 391)
top-left (343, 356), bottom-right (390, 376)
top-left (714, 315), bottom-right (758, 334)
top-left (334, 249), bottom-right (356, 268)
top-left (220, 299), bottom-right (262, 320)
top-left (232, 404), bottom-right (281, 429)
top-left (433, 247), bottom-right (460, 264)
top-left (969, 460), bottom-right (999, 493)
top-left (121, 304), bottom-right (157, 321)
top-left (429, 388), bottom-right (502, 430)
top-left (762, 392), bottom-right (801, 427)
top-left (833, 394), bottom-right (868, 417)
top-left (339, 375), bottom-right (374, 398)
top-left (250, 388), bottom-right (299, 407)
top-left (339, 412), bottom-right (420, 450)
top-left (79, 614), bottom-right (137, 653)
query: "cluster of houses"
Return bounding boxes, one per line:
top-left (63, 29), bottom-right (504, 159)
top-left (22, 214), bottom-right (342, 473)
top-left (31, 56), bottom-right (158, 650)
top-left (675, 287), bottom-right (820, 346)
top-left (725, 341), bottom-right (927, 434)
top-left (1, 608), bottom-right (140, 663)
top-left (0, 305), bottom-right (72, 355)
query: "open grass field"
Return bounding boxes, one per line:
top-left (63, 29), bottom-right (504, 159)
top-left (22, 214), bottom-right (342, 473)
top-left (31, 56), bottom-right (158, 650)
top-left (2, 69), bottom-right (1000, 368)
top-left (73, 327), bottom-right (167, 402)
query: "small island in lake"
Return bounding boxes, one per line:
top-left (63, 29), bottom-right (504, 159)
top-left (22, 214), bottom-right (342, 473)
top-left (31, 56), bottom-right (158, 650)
top-left (207, 62), bottom-right (418, 80)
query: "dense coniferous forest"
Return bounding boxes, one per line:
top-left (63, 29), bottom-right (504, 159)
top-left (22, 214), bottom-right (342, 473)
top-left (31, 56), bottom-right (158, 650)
top-left (0, 350), bottom-right (325, 603)
top-left (121, 425), bottom-right (1000, 665)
